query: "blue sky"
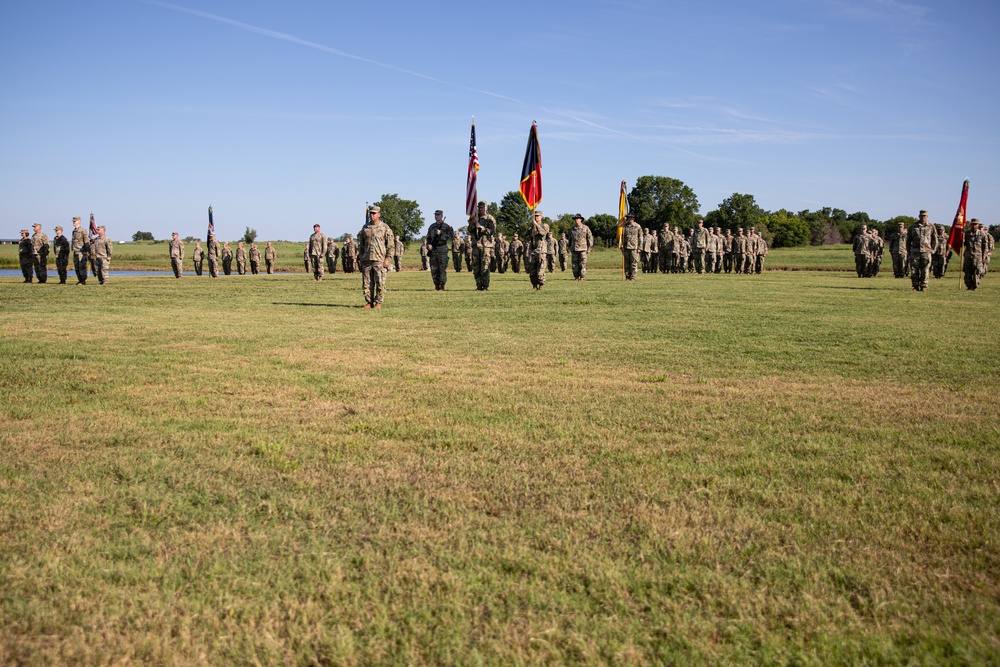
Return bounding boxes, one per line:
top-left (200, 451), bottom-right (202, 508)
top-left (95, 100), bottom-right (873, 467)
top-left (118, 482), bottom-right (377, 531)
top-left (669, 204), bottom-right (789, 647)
top-left (1, 0), bottom-right (997, 241)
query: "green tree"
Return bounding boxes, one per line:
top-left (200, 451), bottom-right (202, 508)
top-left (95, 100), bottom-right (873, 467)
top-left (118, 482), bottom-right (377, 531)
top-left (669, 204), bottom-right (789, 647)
top-left (709, 193), bottom-right (766, 233)
top-left (243, 227), bottom-right (258, 244)
top-left (800, 208), bottom-right (848, 245)
top-left (587, 213), bottom-right (619, 247)
top-left (132, 231), bottom-right (154, 242)
top-left (627, 175), bottom-right (700, 231)
top-left (374, 193), bottom-right (424, 242)
top-left (496, 190), bottom-right (530, 238)
top-left (766, 209), bottom-right (810, 248)
top-left (550, 213), bottom-right (576, 238)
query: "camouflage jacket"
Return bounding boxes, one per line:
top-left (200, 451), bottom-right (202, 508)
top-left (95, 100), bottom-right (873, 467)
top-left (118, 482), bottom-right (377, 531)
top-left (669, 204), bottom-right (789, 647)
top-left (357, 221), bottom-right (395, 263)
top-left (93, 235), bottom-right (113, 260)
top-left (326, 241), bottom-right (339, 259)
top-left (568, 224), bottom-right (594, 252)
top-left (426, 221), bottom-right (454, 250)
top-left (32, 231), bottom-right (49, 257)
top-left (264, 246), bottom-right (276, 261)
top-left (889, 231), bottom-right (907, 256)
top-left (236, 246), bottom-right (247, 262)
top-left (72, 226), bottom-right (89, 253)
top-left (309, 232), bottom-right (327, 257)
top-left (169, 239), bottom-right (185, 260)
top-left (530, 221), bottom-right (550, 254)
top-left (474, 215), bottom-right (496, 249)
top-left (620, 222), bottom-right (641, 250)
top-left (907, 221), bottom-right (938, 255)
top-left (691, 227), bottom-right (709, 250)
top-left (207, 240), bottom-right (220, 260)
top-left (249, 246), bottom-right (261, 261)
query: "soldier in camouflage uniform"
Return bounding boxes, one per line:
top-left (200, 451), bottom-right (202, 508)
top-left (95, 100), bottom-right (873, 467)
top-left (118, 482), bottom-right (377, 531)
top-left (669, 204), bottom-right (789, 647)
top-left (326, 238), bottom-right (339, 274)
top-left (620, 213), bottom-right (642, 280)
top-left (907, 210), bottom-right (938, 291)
top-left (852, 226), bottom-right (871, 277)
top-left (713, 227), bottom-right (725, 274)
top-left (264, 242), bottom-right (276, 274)
top-left (639, 228), bottom-right (651, 273)
top-left (668, 226), bottom-right (683, 273)
top-left (425, 209), bottom-right (454, 290)
top-left (744, 227), bottom-right (759, 275)
top-left (169, 232), bottom-right (185, 278)
top-left (222, 242), bottom-right (234, 275)
top-left (544, 231), bottom-right (556, 274)
top-left (192, 241), bottom-right (204, 276)
top-left (393, 236), bottom-right (404, 272)
top-left (303, 244), bottom-right (310, 272)
top-left (92, 225), bottom-right (113, 284)
top-left (464, 222), bottom-right (474, 272)
top-left (889, 222), bottom-right (907, 278)
top-left (649, 229), bottom-right (659, 273)
top-left (567, 214), bottom-right (594, 281)
top-left (53, 225), bottom-right (70, 284)
top-left (528, 210), bottom-right (550, 289)
top-left (963, 219), bottom-right (988, 290)
top-left (690, 220), bottom-right (709, 274)
top-left (658, 225), bottom-right (672, 273)
top-left (451, 233), bottom-right (464, 272)
top-left (71, 217), bottom-right (90, 284)
top-left (755, 231), bottom-right (768, 274)
top-left (732, 228), bottom-right (747, 274)
top-left (419, 240), bottom-right (429, 270)
top-left (249, 243), bottom-right (261, 274)
top-left (509, 234), bottom-right (524, 273)
top-left (207, 234), bottom-right (220, 278)
top-left (704, 227), bottom-right (717, 274)
top-left (30, 223), bottom-right (49, 283)
top-left (557, 233), bottom-right (569, 272)
top-left (308, 224), bottom-right (327, 280)
top-left (471, 201), bottom-right (497, 290)
top-left (357, 205), bottom-right (394, 308)
top-left (868, 230), bottom-right (883, 277)
top-left (236, 241), bottom-right (247, 275)
top-left (342, 235), bottom-right (358, 273)
top-left (722, 229), bottom-right (734, 273)
top-left (18, 230), bottom-right (34, 282)
top-left (931, 225), bottom-right (948, 278)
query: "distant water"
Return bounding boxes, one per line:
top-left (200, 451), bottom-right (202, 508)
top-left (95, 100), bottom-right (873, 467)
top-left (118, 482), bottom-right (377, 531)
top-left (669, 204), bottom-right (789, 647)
top-left (1, 269), bottom-right (189, 278)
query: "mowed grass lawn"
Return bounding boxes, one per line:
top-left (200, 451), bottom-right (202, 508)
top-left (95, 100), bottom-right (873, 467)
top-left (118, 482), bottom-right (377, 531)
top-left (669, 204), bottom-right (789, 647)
top-left (1, 263), bottom-right (998, 665)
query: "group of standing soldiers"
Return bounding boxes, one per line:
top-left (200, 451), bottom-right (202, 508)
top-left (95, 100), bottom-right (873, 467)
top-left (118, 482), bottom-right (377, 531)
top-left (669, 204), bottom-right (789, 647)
top-left (619, 217), bottom-right (768, 280)
top-left (858, 211), bottom-right (994, 291)
top-left (173, 236), bottom-right (277, 278)
top-left (18, 217), bottom-right (113, 285)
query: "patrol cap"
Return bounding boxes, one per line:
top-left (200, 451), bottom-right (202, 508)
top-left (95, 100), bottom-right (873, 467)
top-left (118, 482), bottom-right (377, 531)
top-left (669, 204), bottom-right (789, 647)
top-left (434, 209), bottom-right (444, 215)
top-left (55, 226), bottom-right (63, 231)
top-left (919, 210), bottom-right (928, 216)
top-left (369, 205), bottom-right (380, 213)
top-left (970, 218), bottom-right (980, 224)
top-left (573, 213), bottom-right (584, 220)
top-left (32, 223), bottom-right (41, 228)
top-left (20, 229), bottom-right (29, 234)
top-left (477, 201), bottom-right (487, 208)
top-left (626, 213), bottom-right (636, 219)
top-left (97, 225), bottom-right (106, 231)
top-left (534, 210), bottom-right (543, 216)
top-left (72, 216), bottom-right (81, 222)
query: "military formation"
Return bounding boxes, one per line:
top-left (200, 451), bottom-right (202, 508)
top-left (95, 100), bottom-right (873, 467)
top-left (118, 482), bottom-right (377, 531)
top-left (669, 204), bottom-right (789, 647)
top-left (13, 208), bottom-right (993, 302)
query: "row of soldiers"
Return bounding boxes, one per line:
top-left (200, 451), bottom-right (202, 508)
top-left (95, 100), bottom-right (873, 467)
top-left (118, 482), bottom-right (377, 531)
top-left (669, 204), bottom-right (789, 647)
top-left (170, 236), bottom-right (278, 278)
top-left (858, 212), bottom-right (994, 290)
top-left (620, 217), bottom-right (768, 280)
top-left (18, 219), bottom-right (113, 284)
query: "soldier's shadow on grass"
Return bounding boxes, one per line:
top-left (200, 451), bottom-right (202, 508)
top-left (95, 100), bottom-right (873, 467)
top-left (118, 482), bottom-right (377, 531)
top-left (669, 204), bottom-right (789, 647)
top-left (815, 285), bottom-right (904, 291)
top-left (272, 302), bottom-right (357, 309)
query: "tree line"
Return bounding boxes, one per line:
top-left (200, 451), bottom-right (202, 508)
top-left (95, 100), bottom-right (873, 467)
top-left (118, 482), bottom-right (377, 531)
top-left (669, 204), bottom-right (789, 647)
top-left (131, 179), bottom-right (998, 247)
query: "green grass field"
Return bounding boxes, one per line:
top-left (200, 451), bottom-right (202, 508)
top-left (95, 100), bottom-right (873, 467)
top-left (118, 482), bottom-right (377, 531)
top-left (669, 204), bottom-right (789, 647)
top-left (1, 260), bottom-right (998, 665)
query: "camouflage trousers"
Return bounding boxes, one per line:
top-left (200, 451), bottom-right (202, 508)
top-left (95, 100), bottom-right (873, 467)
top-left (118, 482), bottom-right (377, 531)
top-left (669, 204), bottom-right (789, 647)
top-left (452, 252), bottom-right (463, 272)
top-left (95, 257), bottom-right (110, 284)
top-left (910, 253), bottom-right (931, 290)
top-left (237, 260), bottom-right (246, 275)
top-left (208, 257), bottom-right (219, 278)
top-left (733, 253), bottom-right (744, 273)
top-left (33, 256), bottom-right (48, 283)
top-left (742, 255), bottom-right (754, 274)
top-left (250, 260), bottom-right (259, 275)
top-left (223, 257), bottom-right (232, 275)
top-left (511, 255), bottom-right (521, 273)
top-left (964, 255), bottom-right (983, 290)
top-left (74, 251), bottom-right (89, 283)
top-left (892, 253), bottom-right (907, 278)
top-left (704, 252), bottom-right (716, 274)
top-left (571, 250), bottom-right (588, 279)
top-left (430, 249), bottom-right (449, 289)
top-left (546, 254), bottom-right (555, 273)
top-left (310, 255), bottom-right (324, 280)
top-left (691, 249), bottom-right (705, 274)
top-left (265, 259), bottom-right (273, 274)
top-left (529, 251), bottom-right (546, 287)
top-left (343, 256), bottom-right (356, 273)
top-left (56, 255), bottom-right (69, 283)
top-left (194, 259), bottom-right (203, 276)
top-left (659, 251), bottom-right (670, 273)
top-left (559, 253), bottom-right (568, 272)
top-left (755, 256), bottom-right (765, 274)
top-left (473, 247), bottom-right (493, 290)
top-left (326, 257), bottom-right (337, 274)
top-left (854, 254), bottom-right (870, 278)
top-left (622, 249), bottom-right (639, 280)
top-left (361, 260), bottom-right (388, 305)
top-left (931, 254), bottom-right (946, 279)
top-left (723, 253), bottom-right (733, 273)
top-left (171, 257), bottom-right (183, 278)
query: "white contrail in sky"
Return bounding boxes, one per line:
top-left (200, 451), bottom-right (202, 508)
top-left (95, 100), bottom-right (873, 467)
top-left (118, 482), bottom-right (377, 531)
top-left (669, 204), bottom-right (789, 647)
top-left (141, 0), bottom-right (525, 105)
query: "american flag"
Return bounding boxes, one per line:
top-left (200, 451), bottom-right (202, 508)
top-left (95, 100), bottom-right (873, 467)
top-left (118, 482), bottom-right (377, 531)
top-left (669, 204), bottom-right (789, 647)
top-left (465, 120), bottom-right (479, 216)
top-left (89, 213), bottom-right (98, 236)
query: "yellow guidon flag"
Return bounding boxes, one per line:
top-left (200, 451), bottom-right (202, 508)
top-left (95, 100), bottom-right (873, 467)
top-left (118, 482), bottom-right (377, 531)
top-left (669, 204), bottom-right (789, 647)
top-left (617, 180), bottom-right (628, 246)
